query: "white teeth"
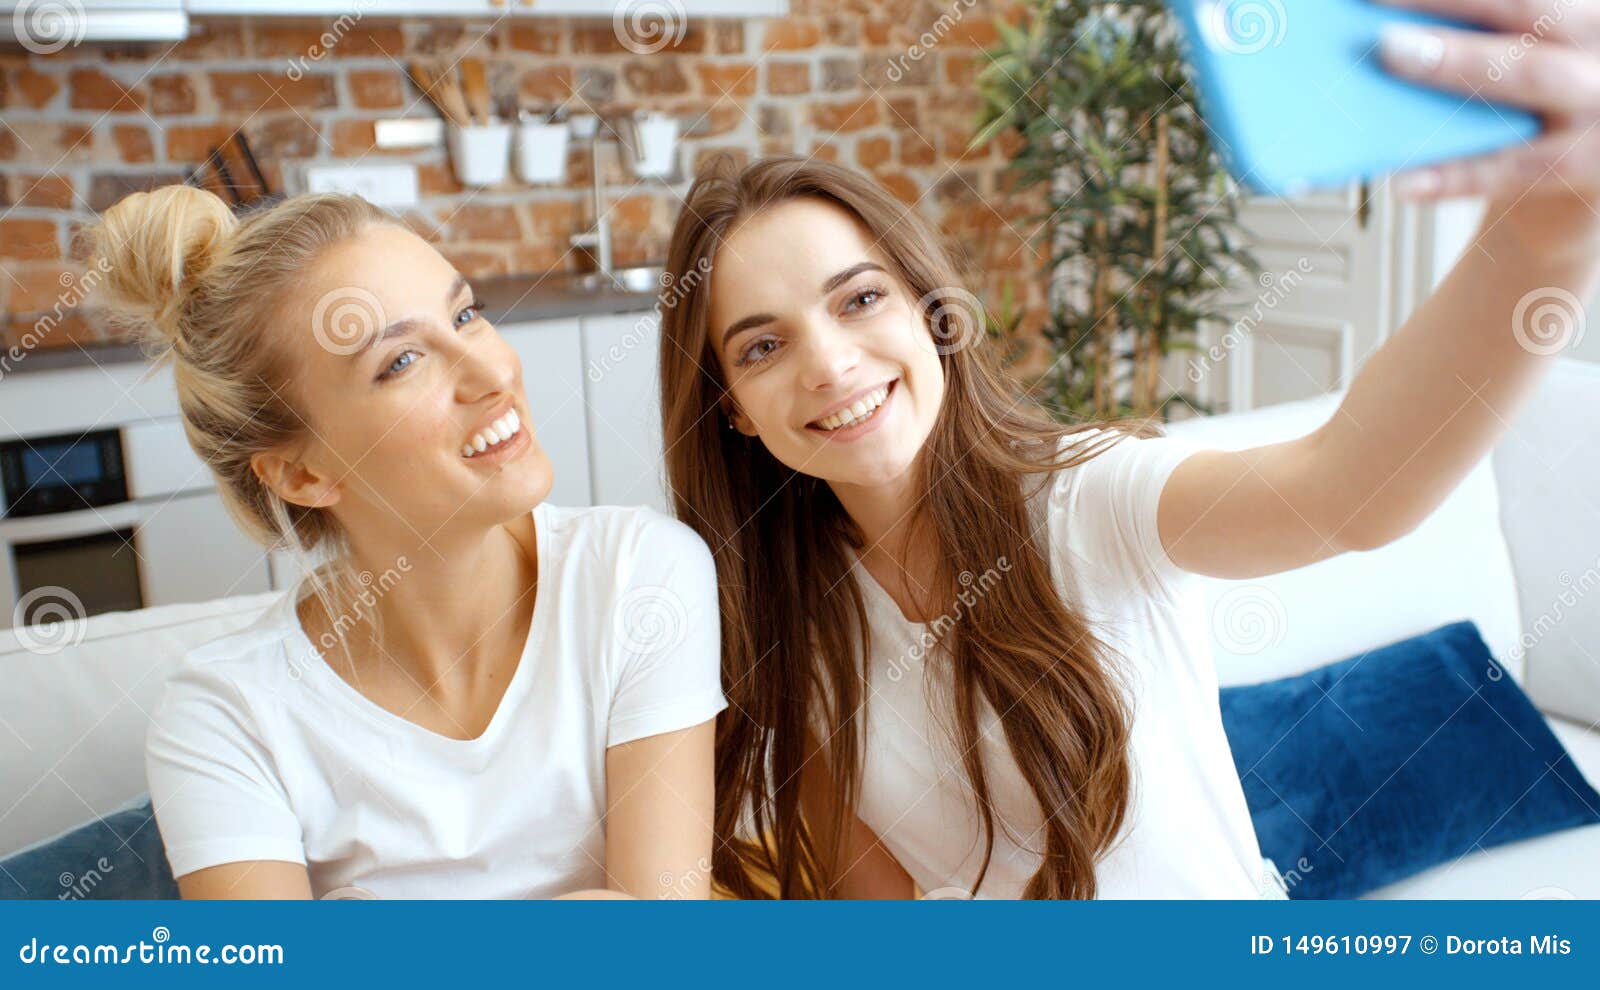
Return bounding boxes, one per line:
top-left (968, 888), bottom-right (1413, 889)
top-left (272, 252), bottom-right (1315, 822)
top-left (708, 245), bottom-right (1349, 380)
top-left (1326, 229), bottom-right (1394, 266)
top-left (814, 384), bottom-right (891, 432)
top-left (462, 409), bottom-right (525, 458)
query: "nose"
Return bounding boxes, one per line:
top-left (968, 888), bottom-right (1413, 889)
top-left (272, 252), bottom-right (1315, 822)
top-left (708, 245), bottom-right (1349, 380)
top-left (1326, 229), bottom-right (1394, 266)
top-left (452, 327), bottom-right (518, 404)
top-left (795, 319), bottom-right (861, 392)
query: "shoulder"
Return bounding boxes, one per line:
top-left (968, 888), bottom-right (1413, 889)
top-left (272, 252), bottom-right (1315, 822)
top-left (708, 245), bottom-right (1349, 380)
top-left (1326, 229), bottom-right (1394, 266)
top-left (1042, 426), bottom-right (1211, 601)
top-left (542, 502), bottom-right (714, 585)
top-left (150, 592), bottom-right (304, 737)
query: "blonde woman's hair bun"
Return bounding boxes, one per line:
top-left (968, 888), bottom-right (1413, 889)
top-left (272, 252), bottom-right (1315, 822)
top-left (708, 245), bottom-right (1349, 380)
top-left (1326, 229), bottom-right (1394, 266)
top-left (84, 183), bottom-right (238, 360)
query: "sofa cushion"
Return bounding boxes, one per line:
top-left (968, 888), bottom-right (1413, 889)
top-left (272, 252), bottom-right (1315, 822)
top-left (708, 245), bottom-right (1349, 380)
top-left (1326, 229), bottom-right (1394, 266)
top-left (0, 796), bottom-right (175, 900)
top-left (0, 594), bottom-right (279, 857)
top-left (1491, 357), bottom-right (1600, 728)
top-left (1220, 621), bottom-right (1600, 899)
top-left (1166, 392), bottom-right (1524, 687)
top-left (1365, 714), bottom-right (1600, 898)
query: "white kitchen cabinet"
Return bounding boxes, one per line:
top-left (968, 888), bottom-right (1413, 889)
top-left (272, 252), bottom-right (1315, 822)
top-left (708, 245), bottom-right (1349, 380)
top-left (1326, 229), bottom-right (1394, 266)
top-left (501, 317), bottom-right (593, 508)
top-left (579, 310), bottom-right (669, 513)
top-left (137, 490), bottom-right (274, 605)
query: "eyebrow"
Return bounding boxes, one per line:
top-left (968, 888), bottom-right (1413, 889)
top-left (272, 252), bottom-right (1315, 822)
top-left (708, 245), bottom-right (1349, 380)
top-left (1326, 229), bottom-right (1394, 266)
top-left (362, 273), bottom-right (471, 354)
top-left (717, 261), bottom-right (887, 348)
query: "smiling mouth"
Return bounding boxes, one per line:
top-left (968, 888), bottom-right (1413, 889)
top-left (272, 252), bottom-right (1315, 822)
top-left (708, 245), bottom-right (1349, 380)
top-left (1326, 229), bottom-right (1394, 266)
top-left (808, 380), bottom-right (897, 433)
top-left (461, 408), bottom-right (523, 459)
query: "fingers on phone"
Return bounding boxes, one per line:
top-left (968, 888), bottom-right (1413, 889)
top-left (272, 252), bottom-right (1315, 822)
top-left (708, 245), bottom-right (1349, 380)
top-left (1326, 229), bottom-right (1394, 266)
top-left (1379, 23), bottom-right (1600, 115)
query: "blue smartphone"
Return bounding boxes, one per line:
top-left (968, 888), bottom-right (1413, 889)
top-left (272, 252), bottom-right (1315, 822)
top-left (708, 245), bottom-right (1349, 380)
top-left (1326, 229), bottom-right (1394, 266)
top-left (1165, 0), bottom-right (1539, 195)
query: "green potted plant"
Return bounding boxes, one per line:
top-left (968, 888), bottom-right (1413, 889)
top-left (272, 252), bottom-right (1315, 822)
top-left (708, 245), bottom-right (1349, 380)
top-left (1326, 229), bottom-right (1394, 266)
top-left (973, 0), bottom-right (1258, 421)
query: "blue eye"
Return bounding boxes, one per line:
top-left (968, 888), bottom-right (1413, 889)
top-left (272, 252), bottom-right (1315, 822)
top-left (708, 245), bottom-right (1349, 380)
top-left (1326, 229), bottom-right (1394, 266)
top-left (456, 301), bottom-right (483, 328)
top-left (378, 349), bottom-right (418, 381)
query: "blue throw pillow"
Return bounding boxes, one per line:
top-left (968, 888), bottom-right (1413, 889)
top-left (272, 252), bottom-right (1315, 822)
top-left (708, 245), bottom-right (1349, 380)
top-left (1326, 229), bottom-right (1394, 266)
top-left (1219, 620), bottom-right (1600, 899)
top-left (0, 796), bottom-right (177, 900)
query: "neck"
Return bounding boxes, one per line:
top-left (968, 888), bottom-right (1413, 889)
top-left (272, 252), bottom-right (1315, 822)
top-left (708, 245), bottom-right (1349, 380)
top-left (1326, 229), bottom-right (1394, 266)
top-left (830, 469), bottom-right (940, 619)
top-left (331, 512), bottom-right (537, 686)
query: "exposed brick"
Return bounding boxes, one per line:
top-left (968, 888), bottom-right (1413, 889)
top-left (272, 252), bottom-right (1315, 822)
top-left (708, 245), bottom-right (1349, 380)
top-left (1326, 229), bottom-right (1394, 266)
top-left (436, 246), bottom-right (507, 280)
top-left (69, 69), bottom-right (145, 112)
top-left (348, 69), bottom-right (405, 109)
top-left (713, 21), bottom-right (745, 54)
top-left (416, 160), bottom-right (463, 196)
top-left (519, 66), bottom-right (574, 103)
top-left (112, 124), bottom-right (154, 163)
top-left (166, 124), bottom-right (236, 163)
top-left (694, 146), bottom-right (748, 175)
top-left (622, 60), bottom-right (689, 96)
top-left (763, 19), bottom-right (822, 51)
top-left (440, 204), bottom-right (527, 242)
top-left (329, 119), bottom-right (408, 158)
top-left (8, 264), bottom-right (77, 313)
top-left (856, 135), bottom-right (892, 171)
top-left (526, 200), bottom-right (579, 238)
top-left (250, 116), bottom-right (322, 160)
top-left (810, 97), bottom-right (880, 133)
top-left (13, 67), bottom-right (59, 109)
top-left (766, 61), bottom-right (810, 95)
top-left (209, 71), bottom-right (337, 112)
top-left (173, 22), bottom-right (246, 60)
top-left (87, 170), bottom-right (185, 212)
top-left (13, 173), bottom-right (75, 210)
top-left (149, 74), bottom-right (197, 115)
top-left (253, 23), bottom-right (403, 59)
top-left (0, 219), bottom-right (59, 260)
top-left (7, 308), bottom-right (97, 350)
top-left (504, 24), bottom-right (562, 54)
top-left (821, 56), bottom-right (865, 92)
top-left (696, 63), bottom-right (757, 98)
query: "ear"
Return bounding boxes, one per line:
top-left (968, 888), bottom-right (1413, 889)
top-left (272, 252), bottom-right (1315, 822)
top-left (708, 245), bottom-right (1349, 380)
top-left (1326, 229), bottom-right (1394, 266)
top-left (721, 400), bottom-right (758, 437)
top-left (251, 446), bottom-right (342, 510)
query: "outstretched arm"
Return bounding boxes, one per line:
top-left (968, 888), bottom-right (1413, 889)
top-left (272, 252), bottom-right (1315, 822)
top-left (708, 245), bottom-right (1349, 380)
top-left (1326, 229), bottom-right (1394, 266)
top-left (1158, 0), bottom-right (1600, 580)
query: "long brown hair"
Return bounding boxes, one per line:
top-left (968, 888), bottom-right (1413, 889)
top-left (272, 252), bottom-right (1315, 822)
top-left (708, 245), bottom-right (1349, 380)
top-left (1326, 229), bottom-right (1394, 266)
top-left (659, 155), bottom-right (1158, 898)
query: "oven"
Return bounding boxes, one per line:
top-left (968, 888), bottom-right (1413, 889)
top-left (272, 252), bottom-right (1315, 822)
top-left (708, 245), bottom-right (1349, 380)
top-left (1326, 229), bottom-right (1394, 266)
top-left (0, 420), bottom-right (274, 628)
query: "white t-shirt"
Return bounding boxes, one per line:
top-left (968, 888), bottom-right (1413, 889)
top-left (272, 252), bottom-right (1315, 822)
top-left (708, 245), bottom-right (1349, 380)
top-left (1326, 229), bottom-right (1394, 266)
top-left (851, 429), bottom-right (1283, 899)
top-left (145, 502), bottom-right (727, 899)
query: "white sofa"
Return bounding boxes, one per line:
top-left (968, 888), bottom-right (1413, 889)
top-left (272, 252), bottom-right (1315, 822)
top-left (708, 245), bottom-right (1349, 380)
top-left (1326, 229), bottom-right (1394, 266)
top-left (3, 361), bottom-right (1598, 898)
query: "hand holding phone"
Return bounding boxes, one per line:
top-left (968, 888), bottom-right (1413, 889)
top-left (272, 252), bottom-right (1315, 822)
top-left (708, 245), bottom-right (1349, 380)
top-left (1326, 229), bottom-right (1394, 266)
top-left (1167, 0), bottom-right (1600, 200)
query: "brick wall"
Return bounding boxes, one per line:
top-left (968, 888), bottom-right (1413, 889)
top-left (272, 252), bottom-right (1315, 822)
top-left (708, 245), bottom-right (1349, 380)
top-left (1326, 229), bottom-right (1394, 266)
top-left (0, 1), bottom-right (1044, 353)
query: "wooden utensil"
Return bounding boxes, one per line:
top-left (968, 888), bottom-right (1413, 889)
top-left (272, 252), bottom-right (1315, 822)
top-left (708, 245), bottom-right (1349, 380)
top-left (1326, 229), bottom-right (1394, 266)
top-left (460, 57), bottom-right (491, 126)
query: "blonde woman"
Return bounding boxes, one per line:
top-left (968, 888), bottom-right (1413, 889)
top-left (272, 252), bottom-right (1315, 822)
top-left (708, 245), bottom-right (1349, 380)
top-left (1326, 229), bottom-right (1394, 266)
top-left (87, 186), bottom-right (723, 899)
top-left (654, 0), bottom-right (1600, 897)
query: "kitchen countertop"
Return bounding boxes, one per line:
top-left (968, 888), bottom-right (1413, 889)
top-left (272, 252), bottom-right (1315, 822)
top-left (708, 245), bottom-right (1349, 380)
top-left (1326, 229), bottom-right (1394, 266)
top-left (5, 269), bottom-right (661, 376)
